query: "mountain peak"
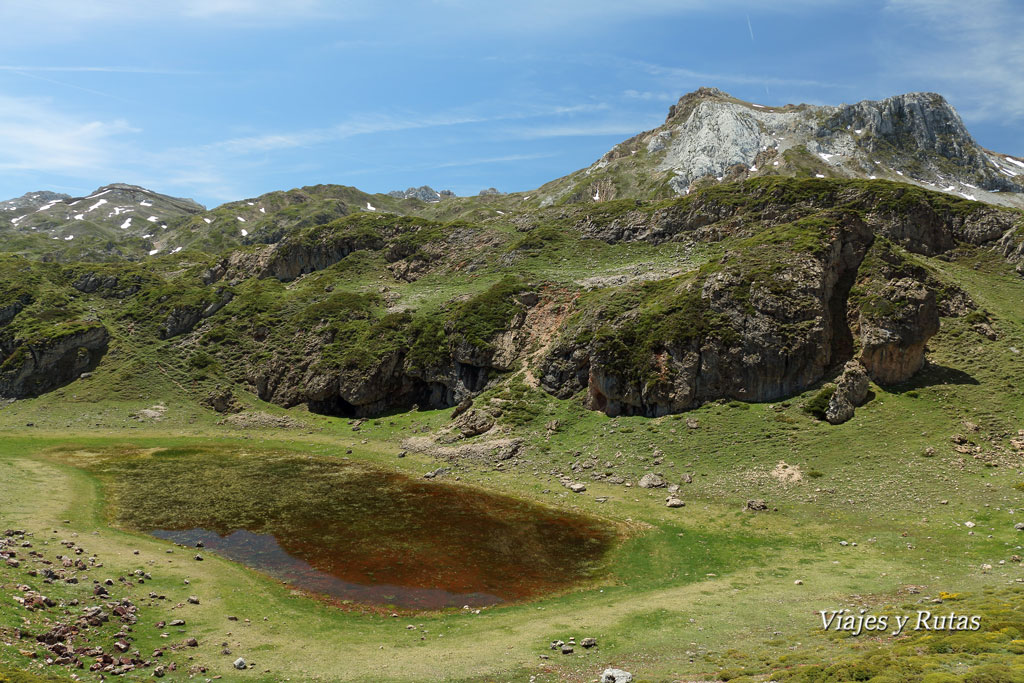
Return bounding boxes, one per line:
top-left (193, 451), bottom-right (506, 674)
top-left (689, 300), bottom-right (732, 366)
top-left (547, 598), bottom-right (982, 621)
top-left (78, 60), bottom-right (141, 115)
top-left (535, 88), bottom-right (1024, 210)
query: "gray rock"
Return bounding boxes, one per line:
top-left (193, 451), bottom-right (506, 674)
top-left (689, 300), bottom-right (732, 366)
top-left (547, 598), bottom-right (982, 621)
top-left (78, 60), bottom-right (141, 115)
top-left (665, 497), bottom-right (685, 508)
top-left (602, 669), bottom-right (633, 683)
top-left (233, 657), bottom-right (247, 670)
top-left (825, 360), bottom-right (871, 425)
top-left (638, 473), bottom-right (666, 489)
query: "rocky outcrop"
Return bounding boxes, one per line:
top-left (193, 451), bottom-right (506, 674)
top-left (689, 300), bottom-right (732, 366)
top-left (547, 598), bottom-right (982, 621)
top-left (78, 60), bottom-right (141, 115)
top-left (386, 186), bottom-right (454, 202)
top-left (825, 360), bottom-right (870, 424)
top-left (856, 278), bottom-right (939, 385)
top-left (158, 289), bottom-right (233, 339)
top-left (258, 232), bottom-right (383, 282)
top-left (540, 214), bottom-right (875, 416)
top-left (72, 272), bottom-right (143, 298)
top-left (0, 325), bottom-right (108, 398)
top-left (252, 290), bottom-right (533, 417)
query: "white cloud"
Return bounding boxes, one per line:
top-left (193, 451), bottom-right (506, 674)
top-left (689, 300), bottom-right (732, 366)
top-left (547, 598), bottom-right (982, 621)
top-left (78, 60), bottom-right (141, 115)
top-left (0, 96), bottom-right (136, 173)
top-left (882, 0), bottom-right (1024, 121)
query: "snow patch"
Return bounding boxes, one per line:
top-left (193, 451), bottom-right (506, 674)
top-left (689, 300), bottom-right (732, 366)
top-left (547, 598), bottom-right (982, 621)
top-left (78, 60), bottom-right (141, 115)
top-left (139, 201), bottom-right (153, 207)
top-left (120, 217), bottom-right (132, 229)
top-left (171, 246), bottom-right (182, 254)
top-left (895, 170), bottom-right (904, 176)
top-left (142, 233), bottom-right (152, 238)
top-left (854, 129), bottom-right (863, 134)
top-left (772, 161), bottom-right (780, 166)
top-left (64, 234), bottom-right (74, 241)
top-left (815, 174), bottom-right (826, 178)
top-left (1005, 156), bottom-right (1024, 169)
top-left (147, 216), bottom-right (158, 222)
top-left (240, 229), bottom-right (248, 237)
top-left (237, 216), bottom-right (246, 222)
top-left (818, 152), bottom-right (834, 161)
top-left (203, 217), bottom-right (213, 224)
top-left (751, 103), bottom-right (766, 108)
top-left (148, 249), bottom-right (160, 256)
top-left (87, 198), bottom-right (108, 212)
top-left (73, 214), bottom-right (85, 220)
top-left (85, 189), bottom-right (112, 200)
top-left (366, 202), bottom-right (376, 211)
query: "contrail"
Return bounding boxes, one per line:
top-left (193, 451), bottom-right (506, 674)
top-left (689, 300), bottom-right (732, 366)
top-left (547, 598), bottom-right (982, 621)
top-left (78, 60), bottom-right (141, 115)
top-left (747, 14), bottom-right (755, 41)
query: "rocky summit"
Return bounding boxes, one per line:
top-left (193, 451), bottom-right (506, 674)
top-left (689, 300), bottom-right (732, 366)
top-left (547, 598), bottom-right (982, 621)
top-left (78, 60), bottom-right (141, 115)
top-left (535, 88), bottom-right (1024, 210)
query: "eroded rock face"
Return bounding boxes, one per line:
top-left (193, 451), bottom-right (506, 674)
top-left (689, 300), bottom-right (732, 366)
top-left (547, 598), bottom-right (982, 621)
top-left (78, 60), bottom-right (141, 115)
top-left (541, 216), bottom-right (874, 417)
top-left (825, 360), bottom-right (870, 425)
top-left (856, 278), bottom-right (939, 385)
top-left (0, 325), bottom-right (109, 398)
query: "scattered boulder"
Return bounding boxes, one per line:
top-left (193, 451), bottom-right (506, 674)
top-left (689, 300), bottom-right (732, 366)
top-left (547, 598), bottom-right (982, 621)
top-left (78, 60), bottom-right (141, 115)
top-left (200, 386), bottom-right (243, 414)
top-left (824, 360), bottom-right (870, 425)
top-left (638, 473), bottom-right (666, 489)
top-left (602, 669), bottom-right (633, 683)
top-left (454, 409), bottom-right (494, 437)
top-left (745, 499), bottom-right (769, 512)
top-left (665, 497), bottom-right (685, 508)
top-left (581, 637), bottom-right (597, 648)
top-left (233, 657), bottom-right (247, 670)
top-left (568, 483), bottom-right (587, 493)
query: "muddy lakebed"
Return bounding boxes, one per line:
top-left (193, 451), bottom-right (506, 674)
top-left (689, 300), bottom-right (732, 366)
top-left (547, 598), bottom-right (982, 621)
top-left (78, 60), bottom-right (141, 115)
top-left (71, 446), bottom-right (616, 609)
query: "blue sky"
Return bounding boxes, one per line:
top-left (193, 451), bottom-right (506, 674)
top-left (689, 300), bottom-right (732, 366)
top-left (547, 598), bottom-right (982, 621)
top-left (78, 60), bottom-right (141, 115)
top-left (0, 0), bottom-right (1020, 208)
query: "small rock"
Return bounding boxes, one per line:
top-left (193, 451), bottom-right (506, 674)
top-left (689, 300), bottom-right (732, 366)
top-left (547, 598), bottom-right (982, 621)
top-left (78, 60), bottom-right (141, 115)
top-left (233, 657), bottom-right (247, 670)
top-left (745, 499), bottom-right (769, 512)
top-left (665, 497), bottom-right (685, 508)
top-left (194, 554), bottom-right (204, 561)
top-left (561, 644), bottom-right (573, 654)
top-left (581, 637), bottom-right (597, 648)
top-left (187, 595), bottom-right (200, 604)
top-left (794, 579), bottom-right (803, 585)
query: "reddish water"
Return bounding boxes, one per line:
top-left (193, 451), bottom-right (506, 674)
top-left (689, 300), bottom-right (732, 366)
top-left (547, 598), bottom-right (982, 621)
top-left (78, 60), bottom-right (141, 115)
top-left (125, 453), bottom-right (615, 610)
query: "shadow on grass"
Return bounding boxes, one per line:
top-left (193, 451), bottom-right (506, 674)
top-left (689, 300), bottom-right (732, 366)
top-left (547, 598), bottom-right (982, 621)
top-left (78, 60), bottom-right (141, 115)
top-left (885, 361), bottom-right (979, 393)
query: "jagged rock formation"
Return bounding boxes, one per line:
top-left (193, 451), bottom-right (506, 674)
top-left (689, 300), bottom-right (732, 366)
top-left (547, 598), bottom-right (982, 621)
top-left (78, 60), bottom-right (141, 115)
top-left (387, 186), bottom-right (455, 202)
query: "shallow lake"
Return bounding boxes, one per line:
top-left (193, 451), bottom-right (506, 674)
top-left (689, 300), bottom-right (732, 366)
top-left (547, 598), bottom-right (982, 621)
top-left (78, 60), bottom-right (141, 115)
top-left (93, 447), bottom-right (615, 609)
